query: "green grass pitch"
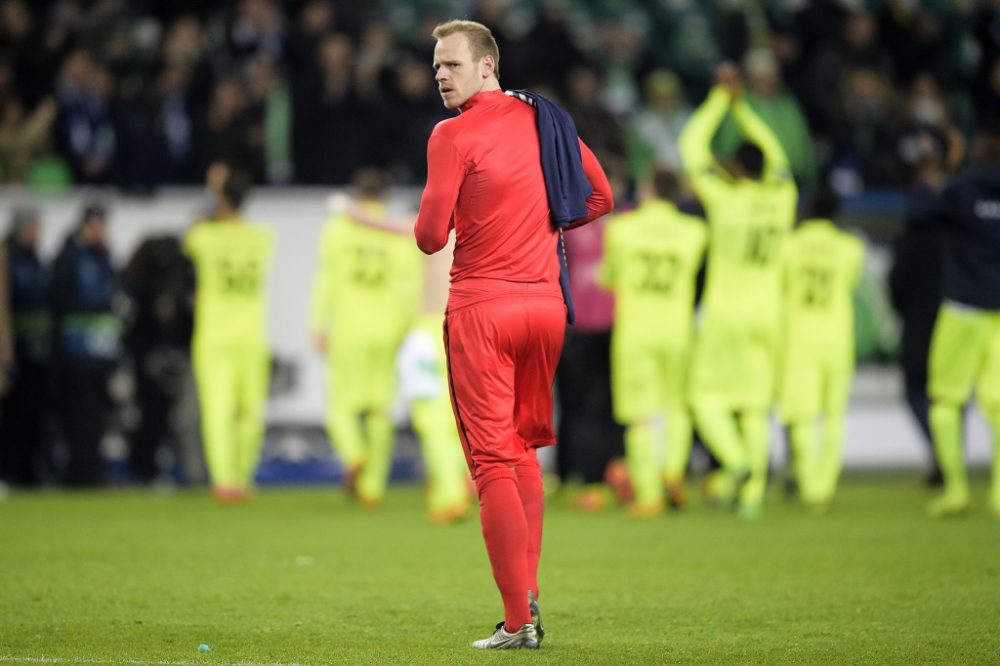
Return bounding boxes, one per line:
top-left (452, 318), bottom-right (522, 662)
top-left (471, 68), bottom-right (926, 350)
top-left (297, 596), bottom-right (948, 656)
top-left (1, 472), bottom-right (999, 665)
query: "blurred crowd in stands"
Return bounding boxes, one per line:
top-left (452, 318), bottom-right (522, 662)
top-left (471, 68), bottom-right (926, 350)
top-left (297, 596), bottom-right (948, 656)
top-left (0, 0), bottom-right (998, 194)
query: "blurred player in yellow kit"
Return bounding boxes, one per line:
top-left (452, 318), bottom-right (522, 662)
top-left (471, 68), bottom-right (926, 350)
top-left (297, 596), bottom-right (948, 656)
top-left (598, 167), bottom-right (706, 515)
top-left (778, 190), bottom-right (864, 509)
top-left (678, 64), bottom-right (798, 518)
top-left (397, 234), bottom-right (472, 523)
top-left (310, 169), bottom-right (424, 505)
top-left (185, 168), bottom-right (275, 502)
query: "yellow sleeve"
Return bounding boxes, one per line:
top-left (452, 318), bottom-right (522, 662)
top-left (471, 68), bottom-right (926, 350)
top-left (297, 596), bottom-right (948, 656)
top-left (678, 86), bottom-right (731, 180)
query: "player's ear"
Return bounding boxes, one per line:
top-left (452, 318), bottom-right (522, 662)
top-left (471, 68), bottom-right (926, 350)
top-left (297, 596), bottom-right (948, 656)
top-left (482, 55), bottom-right (496, 78)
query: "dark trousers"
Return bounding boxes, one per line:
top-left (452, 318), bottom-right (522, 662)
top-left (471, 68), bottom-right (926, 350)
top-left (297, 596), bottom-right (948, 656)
top-left (0, 359), bottom-right (48, 486)
top-left (54, 359), bottom-right (112, 487)
top-left (903, 371), bottom-right (941, 474)
top-left (129, 354), bottom-right (174, 483)
top-left (555, 329), bottom-right (624, 485)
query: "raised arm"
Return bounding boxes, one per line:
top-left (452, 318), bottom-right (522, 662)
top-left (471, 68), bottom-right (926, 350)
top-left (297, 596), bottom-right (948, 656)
top-left (678, 85), bottom-right (732, 178)
top-left (415, 128), bottom-right (465, 255)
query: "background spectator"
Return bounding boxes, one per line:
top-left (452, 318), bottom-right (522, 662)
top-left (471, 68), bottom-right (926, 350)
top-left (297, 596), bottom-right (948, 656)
top-left (0, 208), bottom-right (50, 487)
top-left (49, 203), bottom-right (120, 487)
top-left (626, 69), bottom-right (691, 181)
top-left (121, 235), bottom-right (195, 485)
top-left (54, 50), bottom-right (117, 184)
top-left (194, 78), bottom-right (263, 183)
top-left (564, 63), bottom-right (626, 165)
top-left (0, 223), bottom-right (10, 413)
top-left (0, 96), bottom-right (58, 184)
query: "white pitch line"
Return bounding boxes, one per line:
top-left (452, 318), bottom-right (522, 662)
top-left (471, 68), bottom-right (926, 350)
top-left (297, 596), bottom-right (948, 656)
top-left (0, 657), bottom-right (319, 666)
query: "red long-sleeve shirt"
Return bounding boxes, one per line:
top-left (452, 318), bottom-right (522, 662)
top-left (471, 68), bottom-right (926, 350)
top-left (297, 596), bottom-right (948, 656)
top-left (415, 89), bottom-right (613, 312)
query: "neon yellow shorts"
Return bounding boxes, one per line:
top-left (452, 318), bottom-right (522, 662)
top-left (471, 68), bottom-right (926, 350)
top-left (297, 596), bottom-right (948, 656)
top-left (610, 335), bottom-right (690, 423)
top-left (689, 315), bottom-right (779, 411)
top-left (777, 339), bottom-right (854, 422)
top-left (192, 337), bottom-right (270, 423)
top-left (928, 303), bottom-right (1000, 410)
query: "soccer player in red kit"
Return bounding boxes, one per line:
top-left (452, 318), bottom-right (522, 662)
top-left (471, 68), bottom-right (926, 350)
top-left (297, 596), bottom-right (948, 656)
top-left (415, 20), bottom-right (613, 649)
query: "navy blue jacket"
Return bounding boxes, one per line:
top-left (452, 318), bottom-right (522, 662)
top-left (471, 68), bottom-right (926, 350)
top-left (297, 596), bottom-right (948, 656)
top-left (6, 239), bottom-right (50, 362)
top-left (933, 165), bottom-right (1000, 310)
top-left (506, 89), bottom-right (592, 323)
top-left (50, 234), bottom-right (120, 361)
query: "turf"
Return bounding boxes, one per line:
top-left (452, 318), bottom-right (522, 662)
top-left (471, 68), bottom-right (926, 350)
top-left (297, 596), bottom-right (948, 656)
top-left (1, 473), bottom-right (999, 665)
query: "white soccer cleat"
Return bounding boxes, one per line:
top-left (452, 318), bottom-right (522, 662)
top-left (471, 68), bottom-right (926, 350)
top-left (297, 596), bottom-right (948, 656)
top-left (529, 591), bottom-right (545, 644)
top-left (471, 622), bottom-right (539, 649)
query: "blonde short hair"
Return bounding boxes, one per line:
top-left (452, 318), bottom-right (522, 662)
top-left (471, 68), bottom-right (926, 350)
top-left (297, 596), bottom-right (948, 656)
top-left (432, 20), bottom-right (500, 79)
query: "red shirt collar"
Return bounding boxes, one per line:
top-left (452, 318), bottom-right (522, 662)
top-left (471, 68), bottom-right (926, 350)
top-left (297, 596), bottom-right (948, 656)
top-left (460, 88), bottom-right (505, 113)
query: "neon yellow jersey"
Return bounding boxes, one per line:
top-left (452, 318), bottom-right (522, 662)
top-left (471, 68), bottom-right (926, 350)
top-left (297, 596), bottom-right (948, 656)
top-left (679, 86), bottom-right (798, 323)
top-left (310, 205), bottom-right (424, 345)
top-left (185, 220), bottom-right (275, 346)
top-left (782, 219), bottom-right (865, 346)
top-left (598, 200), bottom-right (707, 344)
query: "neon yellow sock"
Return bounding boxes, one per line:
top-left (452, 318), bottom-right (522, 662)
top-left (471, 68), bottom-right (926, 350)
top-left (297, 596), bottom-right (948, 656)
top-left (694, 402), bottom-right (748, 472)
top-left (357, 412), bottom-right (395, 502)
top-left (930, 402), bottom-right (968, 499)
top-left (201, 407), bottom-right (238, 489)
top-left (788, 421), bottom-right (818, 503)
top-left (985, 408), bottom-right (1000, 508)
top-left (235, 406), bottom-right (266, 489)
top-left (327, 407), bottom-right (366, 470)
top-left (818, 413), bottom-right (846, 502)
top-left (420, 432), bottom-right (468, 510)
top-left (625, 421), bottom-right (662, 507)
top-left (413, 401), bottom-right (469, 511)
top-left (663, 406), bottom-right (693, 484)
top-left (738, 411), bottom-right (770, 508)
